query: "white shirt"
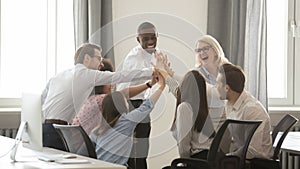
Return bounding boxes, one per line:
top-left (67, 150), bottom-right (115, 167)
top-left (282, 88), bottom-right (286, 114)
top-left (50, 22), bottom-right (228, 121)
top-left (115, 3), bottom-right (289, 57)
top-left (166, 76), bottom-right (226, 157)
top-left (226, 90), bottom-right (273, 159)
top-left (166, 76), bottom-right (226, 128)
top-left (42, 64), bottom-right (152, 124)
top-left (172, 102), bottom-right (214, 157)
top-left (116, 45), bottom-right (156, 100)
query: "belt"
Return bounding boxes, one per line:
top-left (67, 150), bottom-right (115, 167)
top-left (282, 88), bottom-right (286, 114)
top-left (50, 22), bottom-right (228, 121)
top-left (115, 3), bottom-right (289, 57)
top-left (44, 119), bottom-right (68, 125)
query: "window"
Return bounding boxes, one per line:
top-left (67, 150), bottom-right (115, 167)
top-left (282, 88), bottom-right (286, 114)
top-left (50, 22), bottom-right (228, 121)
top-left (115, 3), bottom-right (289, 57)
top-left (267, 0), bottom-right (300, 107)
top-left (0, 0), bottom-right (74, 107)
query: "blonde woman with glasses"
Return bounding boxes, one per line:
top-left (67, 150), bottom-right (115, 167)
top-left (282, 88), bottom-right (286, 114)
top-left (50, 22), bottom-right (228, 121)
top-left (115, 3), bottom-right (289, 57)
top-left (156, 35), bottom-right (230, 161)
top-left (195, 35), bottom-right (229, 85)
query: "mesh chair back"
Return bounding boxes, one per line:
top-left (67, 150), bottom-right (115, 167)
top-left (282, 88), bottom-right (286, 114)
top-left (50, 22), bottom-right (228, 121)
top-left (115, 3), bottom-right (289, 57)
top-left (272, 114), bottom-right (298, 160)
top-left (52, 124), bottom-right (97, 159)
top-left (207, 119), bottom-right (262, 169)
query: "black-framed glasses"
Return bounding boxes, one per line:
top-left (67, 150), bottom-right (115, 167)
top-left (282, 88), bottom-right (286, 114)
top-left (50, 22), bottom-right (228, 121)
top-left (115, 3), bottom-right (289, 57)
top-left (194, 45), bottom-right (212, 54)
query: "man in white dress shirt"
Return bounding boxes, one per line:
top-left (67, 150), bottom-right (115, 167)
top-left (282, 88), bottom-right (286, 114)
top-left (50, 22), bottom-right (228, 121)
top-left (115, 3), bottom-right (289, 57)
top-left (116, 22), bottom-right (158, 169)
top-left (216, 63), bottom-right (273, 159)
top-left (42, 43), bottom-right (155, 151)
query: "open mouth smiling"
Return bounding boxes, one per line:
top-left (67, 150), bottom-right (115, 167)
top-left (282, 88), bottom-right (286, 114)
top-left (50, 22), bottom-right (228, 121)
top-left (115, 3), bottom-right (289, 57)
top-left (201, 56), bottom-right (209, 61)
top-left (147, 44), bottom-right (155, 49)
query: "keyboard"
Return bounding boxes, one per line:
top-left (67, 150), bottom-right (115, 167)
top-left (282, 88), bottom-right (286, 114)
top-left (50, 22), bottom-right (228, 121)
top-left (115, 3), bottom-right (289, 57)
top-left (36, 152), bottom-right (64, 162)
top-left (36, 152), bottom-right (89, 164)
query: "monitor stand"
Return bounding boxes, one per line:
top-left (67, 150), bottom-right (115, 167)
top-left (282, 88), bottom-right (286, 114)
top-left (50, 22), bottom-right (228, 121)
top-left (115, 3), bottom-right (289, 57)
top-left (10, 121), bottom-right (27, 162)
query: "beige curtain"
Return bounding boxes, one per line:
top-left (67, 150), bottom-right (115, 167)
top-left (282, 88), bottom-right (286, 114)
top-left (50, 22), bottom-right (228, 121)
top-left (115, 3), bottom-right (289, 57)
top-left (73, 0), bottom-right (114, 65)
top-left (207, 0), bottom-right (268, 109)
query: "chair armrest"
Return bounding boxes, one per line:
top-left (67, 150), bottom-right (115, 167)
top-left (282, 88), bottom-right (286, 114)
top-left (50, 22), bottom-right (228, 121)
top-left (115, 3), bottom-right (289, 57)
top-left (170, 157), bottom-right (209, 169)
top-left (248, 158), bottom-right (280, 169)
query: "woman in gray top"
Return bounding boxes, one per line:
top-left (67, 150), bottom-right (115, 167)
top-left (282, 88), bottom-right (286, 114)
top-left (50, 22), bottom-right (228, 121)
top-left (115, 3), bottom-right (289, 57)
top-left (170, 71), bottom-right (216, 158)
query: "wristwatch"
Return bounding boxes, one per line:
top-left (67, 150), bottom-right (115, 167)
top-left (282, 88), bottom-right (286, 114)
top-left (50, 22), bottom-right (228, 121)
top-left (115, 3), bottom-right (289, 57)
top-left (146, 81), bottom-right (152, 88)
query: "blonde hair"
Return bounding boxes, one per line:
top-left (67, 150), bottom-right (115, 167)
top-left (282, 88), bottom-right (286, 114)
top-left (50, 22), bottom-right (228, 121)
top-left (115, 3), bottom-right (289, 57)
top-left (196, 35), bottom-right (229, 67)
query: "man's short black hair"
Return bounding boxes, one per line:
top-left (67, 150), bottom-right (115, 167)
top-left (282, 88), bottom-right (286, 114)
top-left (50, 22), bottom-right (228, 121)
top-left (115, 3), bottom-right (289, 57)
top-left (137, 22), bottom-right (157, 35)
top-left (218, 63), bottom-right (246, 93)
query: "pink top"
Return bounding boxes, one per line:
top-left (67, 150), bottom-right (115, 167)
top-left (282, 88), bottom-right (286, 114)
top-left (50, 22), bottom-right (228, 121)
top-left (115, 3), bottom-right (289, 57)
top-left (72, 94), bottom-right (106, 134)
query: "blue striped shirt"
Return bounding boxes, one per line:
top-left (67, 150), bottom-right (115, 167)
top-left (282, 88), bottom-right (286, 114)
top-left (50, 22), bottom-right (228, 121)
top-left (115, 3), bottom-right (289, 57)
top-left (90, 99), bottom-right (154, 166)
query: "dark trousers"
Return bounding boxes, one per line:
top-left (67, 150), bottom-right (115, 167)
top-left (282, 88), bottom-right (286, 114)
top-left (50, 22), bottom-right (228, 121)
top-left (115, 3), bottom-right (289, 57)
top-left (127, 99), bottom-right (151, 169)
top-left (42, 123), bottom-right (67, 151)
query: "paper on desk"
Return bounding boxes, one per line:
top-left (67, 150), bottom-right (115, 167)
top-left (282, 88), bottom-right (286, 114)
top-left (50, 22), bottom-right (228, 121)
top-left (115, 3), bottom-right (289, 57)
top-left (55, 158), bottom-right (90, 164)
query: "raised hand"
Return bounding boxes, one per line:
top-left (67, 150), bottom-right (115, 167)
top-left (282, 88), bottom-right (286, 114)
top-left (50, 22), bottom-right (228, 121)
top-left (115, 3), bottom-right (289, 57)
top-left (149, 70), bottom-right (158, 86)
top-left (157, 72), bottom-right (166, 90)
top-left (153, 52), bottom-right (166, 70)
top-left (153, 52), bottom-right (174, 77)
top-left (163, 54), bottom-right (176, 77)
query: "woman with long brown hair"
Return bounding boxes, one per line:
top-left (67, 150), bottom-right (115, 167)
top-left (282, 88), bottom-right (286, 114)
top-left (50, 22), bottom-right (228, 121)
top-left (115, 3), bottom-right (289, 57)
top-left (170, 70), bottom-right (215, 159)
top-left (90, 73), bottom-right (165, 167)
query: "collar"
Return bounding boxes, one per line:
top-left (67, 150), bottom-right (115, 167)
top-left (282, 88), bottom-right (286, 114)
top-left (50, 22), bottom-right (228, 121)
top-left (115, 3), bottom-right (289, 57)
top-left (232, 90), bottom-right (247, 111)
top-left (197, 66), bottom-right (216, 85)
top-left (75, 63), bottom-right (85, 68)
top-left (199, 66), bottom-right (210, 77)
top-left (137, 45), bottom-right (156, 56)
top-left (136, 45), bottom-right (157, 63)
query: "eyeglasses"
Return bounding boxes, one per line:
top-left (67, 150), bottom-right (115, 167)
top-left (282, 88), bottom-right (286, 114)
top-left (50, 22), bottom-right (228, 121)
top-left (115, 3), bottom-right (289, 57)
top-left (94, 55), bottom-right (103, 62)
top-left (194, 45), bottom-right (212, 54)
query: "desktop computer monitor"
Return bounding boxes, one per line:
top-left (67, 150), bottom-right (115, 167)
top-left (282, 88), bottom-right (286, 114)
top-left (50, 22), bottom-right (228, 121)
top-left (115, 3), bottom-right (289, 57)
top-left (21, 93), bottom-right (43, 150)
top-left (10, 93), bottom-right (43, 161)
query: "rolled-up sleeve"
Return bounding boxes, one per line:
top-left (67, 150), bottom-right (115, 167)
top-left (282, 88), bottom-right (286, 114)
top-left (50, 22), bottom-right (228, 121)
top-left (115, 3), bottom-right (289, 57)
top-left (166, 76), bottom-right (179, 96)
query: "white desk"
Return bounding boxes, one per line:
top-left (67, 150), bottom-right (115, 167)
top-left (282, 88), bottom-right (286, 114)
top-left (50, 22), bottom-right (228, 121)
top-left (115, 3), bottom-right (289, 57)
top-left (280, 132), bottom-right (300, 155)
top-left (0, 136), bottom-right (126, 169)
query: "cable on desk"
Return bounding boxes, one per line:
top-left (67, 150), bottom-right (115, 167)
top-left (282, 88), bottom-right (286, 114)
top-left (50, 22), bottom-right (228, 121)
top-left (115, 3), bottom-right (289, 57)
top-left (0, 142), bottom-right (17, 158)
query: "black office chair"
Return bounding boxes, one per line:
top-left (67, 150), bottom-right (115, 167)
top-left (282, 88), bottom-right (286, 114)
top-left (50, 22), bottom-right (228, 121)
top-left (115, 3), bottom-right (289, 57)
top-left (52, 124), bottom-right (97, 159)
top-left (249, 114), bottom-right (298, 169)
top-left (168, 119), bottom-right (262, 169)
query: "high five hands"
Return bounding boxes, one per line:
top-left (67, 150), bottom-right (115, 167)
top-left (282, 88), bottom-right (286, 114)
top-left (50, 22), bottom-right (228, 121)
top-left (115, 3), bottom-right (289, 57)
top-left (151, 52), bottom-right (174, 79)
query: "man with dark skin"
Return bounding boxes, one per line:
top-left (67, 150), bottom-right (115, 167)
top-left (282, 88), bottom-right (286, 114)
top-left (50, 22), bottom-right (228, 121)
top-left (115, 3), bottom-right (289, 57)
top-left (116, 22), bottom-right (158, 169)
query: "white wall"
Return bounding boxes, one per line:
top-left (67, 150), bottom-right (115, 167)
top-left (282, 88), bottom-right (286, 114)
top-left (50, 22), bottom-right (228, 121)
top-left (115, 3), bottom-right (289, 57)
top-left (112, 0), bottom-right (208, 168)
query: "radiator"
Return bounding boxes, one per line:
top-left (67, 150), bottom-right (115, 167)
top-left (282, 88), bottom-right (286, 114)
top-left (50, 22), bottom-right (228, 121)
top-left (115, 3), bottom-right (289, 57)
top-left (281, 126), bottom-right (300, 169)
top-left (0, 109), bottom-right (21, 139)
top-left (0, 128), bottom-right (18, 139)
